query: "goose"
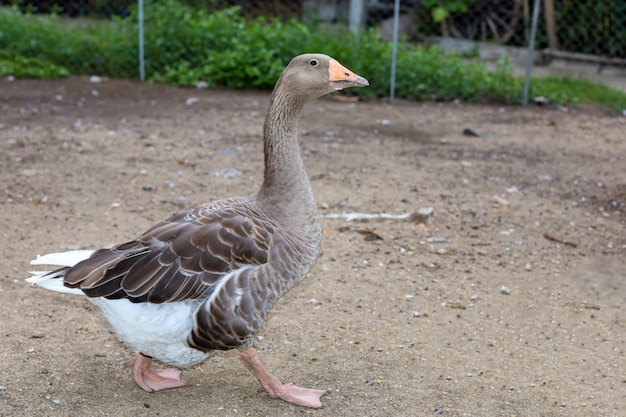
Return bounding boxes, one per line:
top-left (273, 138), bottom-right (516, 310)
top-left (26, 53), bottom-right (369, 409)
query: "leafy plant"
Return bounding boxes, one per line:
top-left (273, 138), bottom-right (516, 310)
top-left (0, 50), bottom-right (69, 78)
top-left (422, 0), bottom-right (471, 23)
top-left (0, 6), bottom-right (136, 77)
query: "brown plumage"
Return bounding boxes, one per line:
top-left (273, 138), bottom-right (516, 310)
top-left (27, 53), bottom-right (368, 408)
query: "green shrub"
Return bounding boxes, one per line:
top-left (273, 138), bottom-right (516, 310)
top-left (0, 6), bottom-right (136, 77)
top-left (0, 50), bottom-right (69, 78)
top-left (146, 7), bottom-right (306, 88)
top-left (141, 3), bottom-right (525, 104)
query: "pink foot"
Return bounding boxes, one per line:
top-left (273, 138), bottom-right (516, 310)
top-left (128, 353), bottom-right (187, 392)
top-left (259, 382), bottom-right (329, 408)
top-left (240, 348), bottom-right (329, 408)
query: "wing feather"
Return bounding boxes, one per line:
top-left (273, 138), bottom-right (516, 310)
top-left (147, 266), bottom-right (192, 303)
top-left (63, 200), bottom-right (273, 304)
top-left (121, 251), bottom-right (168, 296)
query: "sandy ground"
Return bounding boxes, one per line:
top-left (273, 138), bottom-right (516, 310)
top-left (0, 76), bottom-right (625, 417)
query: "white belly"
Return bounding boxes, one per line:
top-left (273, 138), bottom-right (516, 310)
top-left (90, 298), bottom-right (210, 368)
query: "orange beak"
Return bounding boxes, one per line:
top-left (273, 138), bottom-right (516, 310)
top-left (328, 59), bottom-right (369, 90)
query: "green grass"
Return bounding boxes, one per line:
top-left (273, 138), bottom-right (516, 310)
top-left (532, 77), bottom-right (626, 111)
top-left (1, 3), bottom-right (625, 112)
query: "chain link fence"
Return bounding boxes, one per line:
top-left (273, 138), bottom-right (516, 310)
top-left (186, 1), bottom-right (626, 63)
top-left (5, 0), bottom-right (626, 88)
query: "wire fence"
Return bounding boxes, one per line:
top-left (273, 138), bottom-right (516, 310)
top-left (6, 0), bottom-right (626, 95)
top-left (151, 1), bottom-right (625, 62)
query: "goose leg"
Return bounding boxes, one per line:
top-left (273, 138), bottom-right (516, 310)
top-left (128, 353), bottom-right (187, 392)
top-left (240, 347), bottom-right (328, 408)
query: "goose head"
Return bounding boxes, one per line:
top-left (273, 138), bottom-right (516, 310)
top-left (276, 53), bottom-right (369, 102)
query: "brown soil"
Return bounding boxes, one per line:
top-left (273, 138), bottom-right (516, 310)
top-left (1, 76), bottom-right (624, 417)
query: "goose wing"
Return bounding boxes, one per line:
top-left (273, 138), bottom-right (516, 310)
top-left (63, 198), bottom-right (272, 303)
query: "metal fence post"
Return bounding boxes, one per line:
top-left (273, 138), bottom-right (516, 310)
top-left (349, 0), bottom-right (365, 35)
top-left (523, 0), bottom-right (541, 106)
top-left (138, 0), bottom-right (145, 82)
top-left (389, 0), bottom-right (400, 101)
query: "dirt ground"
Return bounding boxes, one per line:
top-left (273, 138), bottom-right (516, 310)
top-left (0, 76), bottom-right (624, 417)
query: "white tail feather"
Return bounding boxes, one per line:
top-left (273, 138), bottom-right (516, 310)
top-left (26, 272), bottom-right (85, 295)
top-left (30, 250), bottom-right (95, 267)
top-left (26, 250), bottom-right (96, 296)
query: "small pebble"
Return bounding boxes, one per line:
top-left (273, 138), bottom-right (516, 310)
top-left (216, 146), bottom-right (242, 155)
top-left (492, 195), bottom-right (510, 205)
top-left (412, 207), bottom-right (434, 223)
top-left (52, 399), bottom-right (61, 405)
top-left (412, 311), bottom-right (420, 317)
top-left (462, 127), bottom-right (480, 137)
top-left (500, 286), bottom-right (511, 295)
top-left (30, 332), bottom-right (45, 339)
top-left (417, 207), bottom-right (434, 216)
top-left (141, 185), bottom-right (154, 192)
top-left (426, 237), bottom-right (448, 243)
top-left (506, 185), bottom-right (519, 193)
top-left (214, 168), bottom-right (241, 179)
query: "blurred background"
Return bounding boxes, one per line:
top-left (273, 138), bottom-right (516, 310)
top-left (4, 0), bottom-right (625, 59)
top-left (1, 1), bottom-right (625, 106)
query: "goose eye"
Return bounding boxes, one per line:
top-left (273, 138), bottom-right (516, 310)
top-left (309, 59), bottom-right (318, 67)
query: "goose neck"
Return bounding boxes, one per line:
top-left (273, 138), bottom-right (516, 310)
top-left (259, 91), bottom-right (308, 200)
